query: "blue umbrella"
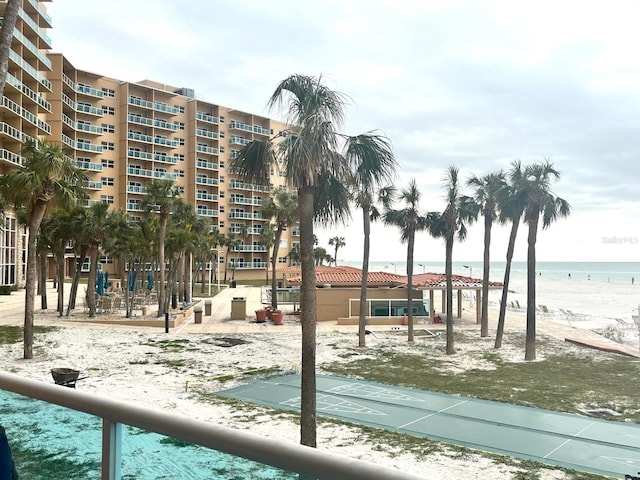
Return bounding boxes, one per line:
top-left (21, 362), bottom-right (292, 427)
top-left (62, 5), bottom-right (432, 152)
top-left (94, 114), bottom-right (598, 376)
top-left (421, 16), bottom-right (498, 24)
top-left (128, 271), bottom-right (138, 292)
top-left (104, 271), bottom-right (109, 290)
top-left (147, 273), bottom-right (153, 291)
top-left (96, 271), bottom-right (104, 296)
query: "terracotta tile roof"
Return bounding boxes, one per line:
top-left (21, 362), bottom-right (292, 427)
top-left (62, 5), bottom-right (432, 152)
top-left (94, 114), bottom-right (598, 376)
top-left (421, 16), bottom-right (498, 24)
top-left (284, 266), bottom-right (503, 288)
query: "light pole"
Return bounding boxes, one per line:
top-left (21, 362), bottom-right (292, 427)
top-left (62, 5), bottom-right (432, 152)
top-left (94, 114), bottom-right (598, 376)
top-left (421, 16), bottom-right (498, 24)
top-left (463, 264), bottom-right (472, 279)
top-left (391, 262), bottom-right (396, 274)
top-left (418, 263), bottom-right (425, 274)
top-left (209, 248), bottom-right (219, 296)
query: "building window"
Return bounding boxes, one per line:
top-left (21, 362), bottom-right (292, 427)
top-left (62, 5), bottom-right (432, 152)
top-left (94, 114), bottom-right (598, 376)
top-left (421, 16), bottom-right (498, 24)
top-left (219, 206), bottom-right (225, 213)
top-left (174, 169), bottom-right (185, 178)
top-left (177, 122), bottom-right (185, 130)
top-left (101, 177), bottom-right (115, 186)
top-left (101, 141), bottom-right (115, 150)
top-left (219, 160), bottom-right (225, 167)
top-left (100, 195), bottom-right (114, 204)
top-left (177, 137), bottom-right (185, 146)
top-left (219, 115), bottom-right (225, 123)
top-left (102, 106), bottom-right (115, 115)
top-left (219, 146), bottom-right (225, 153)
top-left (101, 123), bottom-right (115, 133)
top-left (219, 221), bottom-right (225, 228)
top-left (176, 154), bottom-right (185, 161)
top-left (219, 192), bottom-right (225, 199)
top-left (101, 87), bottom-right (115, 97)
top-left (278, 257), bottom-right (287, 264)
top-left (219, 176), bottom-right (225, 183)
top-left (101, 159), bottom-right (114, 168)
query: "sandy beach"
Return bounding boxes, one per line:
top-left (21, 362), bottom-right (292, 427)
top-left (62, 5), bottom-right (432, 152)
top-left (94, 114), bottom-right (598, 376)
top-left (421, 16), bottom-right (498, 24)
top-left (0, 282), bottom-right (638, 479)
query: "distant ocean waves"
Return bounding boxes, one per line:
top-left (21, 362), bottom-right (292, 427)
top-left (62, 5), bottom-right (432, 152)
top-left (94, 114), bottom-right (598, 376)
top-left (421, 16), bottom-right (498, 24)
top-left (345, 261), bottom-right (640, 285)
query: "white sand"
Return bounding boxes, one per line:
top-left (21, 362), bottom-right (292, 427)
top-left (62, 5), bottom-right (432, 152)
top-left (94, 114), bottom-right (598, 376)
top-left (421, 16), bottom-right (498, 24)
top-left (0, 318), bottom-right (610, 480)
top-left (1, 277), bottom-right (639, 479)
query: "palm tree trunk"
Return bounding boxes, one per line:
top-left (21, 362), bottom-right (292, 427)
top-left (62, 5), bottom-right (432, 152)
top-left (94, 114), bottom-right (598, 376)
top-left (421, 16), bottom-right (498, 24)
top-left (445, 236), bottom-right (455, 355)
top-left (406, 231), bottom-right (415, 343)
top-left (39, 251), bottom-right (48, 310)
top-left (66, 249), bottom-right (87, 316)
top-left (157, 219), bottom-right (167, 316)
top-left (480, 215), bottom-right (492, 337)
top-left (87, 245), bottom-right (98, 318)
top-left (0, 0), bottom-right (20, 98)
top-left (298, 189), bottom-right (317, 448)
top-left (24, 204), bottom-right (47, 359)
top-left (358, 206), bottom-right (371, 347)
top-left (57, 250), bottom-right (65, 316)
top-left (178, 255), bottom-right (185, 302)
top-left (271, 228), bottom-right (283, 309)
top-left (525, 214), bottom-right (539, 361)
top-left (495, 213), bottom-right (521, 348)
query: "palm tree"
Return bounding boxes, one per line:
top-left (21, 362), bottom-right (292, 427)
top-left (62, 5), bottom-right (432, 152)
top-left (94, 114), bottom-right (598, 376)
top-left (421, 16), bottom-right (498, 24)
top-left (84, 202), bottom-right (112, 317)
top-left (230, 74), bottom-right (351, 448)
top-left (0, 0), bottom-right (21, 98)
top-left (343, 132), bottom-right (397, 347)
top-left (522, 161), bottom-right (571, 360)
top-left (467, 170), bottom-right (506, 337)
top-left (383, 179), bottom-right (432, 343)
top-left (494, 161), bottom-right (527, 349)
top-left (328, 236), bottom-right (345, 265)
top-left (0, 139), bottom-right (86, 359)
top-left (262, 189), bottom-right (297, 300)
top-left (432, 166), bottom-right (478, 355)
top-left (141, 179), bottom-right (180, 316)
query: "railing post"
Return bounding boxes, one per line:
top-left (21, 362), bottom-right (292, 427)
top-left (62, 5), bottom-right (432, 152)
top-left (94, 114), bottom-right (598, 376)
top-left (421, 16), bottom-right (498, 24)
top-left (102, 419), bottom-right (122, 480)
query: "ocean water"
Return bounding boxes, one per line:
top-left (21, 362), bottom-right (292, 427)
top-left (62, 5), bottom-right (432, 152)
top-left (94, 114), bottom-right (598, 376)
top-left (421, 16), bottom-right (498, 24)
top-left (342, 260), bottom-right (640, 321)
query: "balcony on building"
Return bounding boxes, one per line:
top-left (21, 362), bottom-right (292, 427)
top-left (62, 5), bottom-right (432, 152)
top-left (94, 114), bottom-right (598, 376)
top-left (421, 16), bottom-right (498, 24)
top-left (196, 111), bottom-right (218, 124)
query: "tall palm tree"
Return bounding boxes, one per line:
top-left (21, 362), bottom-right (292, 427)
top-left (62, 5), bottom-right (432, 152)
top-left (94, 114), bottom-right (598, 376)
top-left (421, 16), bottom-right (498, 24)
top-left (383, 179), bottom-right (432, 343)
top-left (141, 179), bottom-right (180, 316)
top-left (494, 161), bottom-right (527, 349)
top-left (84, 202), bottom-right (113, 317)
top-left (431, 166), bottom-right (478, 355)
top-left (0, 139), bottom-right (86, 359)
top-left (522, 161), bottom-right (571, 360)
top-left (328, 236), bottom-right (345, 265)
top-left (262, 188), bottom-right (298, 307)
top-left (467, 170), bottom-right (506, 337)
top-left (344, 132), bottom-right (397, 347)
top-left (0, 0), bottom-right (21, 98)
top-left (231, 74), bottom-right (351, 448)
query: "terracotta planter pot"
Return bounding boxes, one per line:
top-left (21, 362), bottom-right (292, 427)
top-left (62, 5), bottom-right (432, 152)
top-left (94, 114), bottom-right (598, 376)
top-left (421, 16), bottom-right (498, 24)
top-left (271, 311), bottom-right (284, 325)
top-left (402, 314), bottom-right (408, 325)
top-left (266, 308), bottom-right (274, 320)
top-left (255, 309), bottom-right (268, 322)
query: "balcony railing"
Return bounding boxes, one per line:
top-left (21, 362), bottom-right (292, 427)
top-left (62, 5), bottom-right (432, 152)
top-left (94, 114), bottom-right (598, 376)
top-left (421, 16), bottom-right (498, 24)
top-left (231, 244), bottom-right (268, 252)
top-left (0, 372), bottom-right (420, 480)
top-left (196, 111), bottom-right (218, 124)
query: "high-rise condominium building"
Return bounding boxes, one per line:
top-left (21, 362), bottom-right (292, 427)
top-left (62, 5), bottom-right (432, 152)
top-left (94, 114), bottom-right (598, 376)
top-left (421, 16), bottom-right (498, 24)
top-left (0, 1), bottom-right (299, 286)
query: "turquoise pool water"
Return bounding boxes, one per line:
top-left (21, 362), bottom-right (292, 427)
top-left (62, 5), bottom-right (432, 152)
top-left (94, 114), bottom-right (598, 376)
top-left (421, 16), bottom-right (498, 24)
top-left (0, 390), bottom-right (294, 479)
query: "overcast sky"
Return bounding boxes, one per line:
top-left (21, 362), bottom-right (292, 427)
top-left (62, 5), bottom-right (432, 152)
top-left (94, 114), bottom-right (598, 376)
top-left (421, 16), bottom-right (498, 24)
top-left (46, 0), bottom-right (640, 264)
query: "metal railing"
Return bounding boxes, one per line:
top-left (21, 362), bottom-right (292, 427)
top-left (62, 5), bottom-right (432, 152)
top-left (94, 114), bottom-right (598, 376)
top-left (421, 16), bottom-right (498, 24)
top-left (0, 372), bottom-right (423, 480)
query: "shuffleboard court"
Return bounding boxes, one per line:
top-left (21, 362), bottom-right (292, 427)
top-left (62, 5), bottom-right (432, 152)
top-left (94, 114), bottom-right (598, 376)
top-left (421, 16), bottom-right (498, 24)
top-left (217, 374), bottom-right (640, 478)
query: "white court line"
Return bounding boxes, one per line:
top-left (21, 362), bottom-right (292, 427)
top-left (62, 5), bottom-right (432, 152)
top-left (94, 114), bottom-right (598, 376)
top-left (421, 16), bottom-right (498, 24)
top-left (396, 400), bottom-right (468, 430)
top-left (543, 421), bottom-right (596, 459)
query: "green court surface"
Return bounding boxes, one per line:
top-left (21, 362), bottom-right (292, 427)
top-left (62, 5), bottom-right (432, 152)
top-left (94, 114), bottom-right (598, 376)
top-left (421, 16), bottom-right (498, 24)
top-left (217, 374), bottom-right (640, 479)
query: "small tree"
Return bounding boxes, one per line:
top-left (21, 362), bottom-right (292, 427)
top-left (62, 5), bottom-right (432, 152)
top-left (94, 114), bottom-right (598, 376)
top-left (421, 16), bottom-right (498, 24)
top-left (328, 236), bottom-right (345, 266)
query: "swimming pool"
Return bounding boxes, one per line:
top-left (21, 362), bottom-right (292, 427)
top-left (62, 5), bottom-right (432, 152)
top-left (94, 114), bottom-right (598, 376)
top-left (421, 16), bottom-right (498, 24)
top-left (0, 390), bottom-right (294, 479)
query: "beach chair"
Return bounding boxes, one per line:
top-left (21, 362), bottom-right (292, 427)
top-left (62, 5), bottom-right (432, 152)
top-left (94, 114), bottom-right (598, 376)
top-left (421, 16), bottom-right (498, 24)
top-left (615, 318), bottom-right (636, 330)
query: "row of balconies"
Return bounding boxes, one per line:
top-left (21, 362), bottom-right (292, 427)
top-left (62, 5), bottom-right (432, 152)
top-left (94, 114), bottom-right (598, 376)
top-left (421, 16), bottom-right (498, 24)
top-left (127, 96), bottom-right (182, 115)
top-left (1, 96), bottom-right (50, 134)
top-left (228, 120), bottom-right (271, 137)
top-left (6, 72), bottom-right (51, 112)
top-left (228, 179), bottom-right (271, 193)
top-left (196, 111), bottom-right (218, 124)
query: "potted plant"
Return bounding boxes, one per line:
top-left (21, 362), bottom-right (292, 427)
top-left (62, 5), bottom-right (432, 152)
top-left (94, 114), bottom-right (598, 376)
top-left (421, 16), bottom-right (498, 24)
top-left (271, 309), bottom-right (284, 325)
top-left (255, 309), bottom-right (268, 322)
